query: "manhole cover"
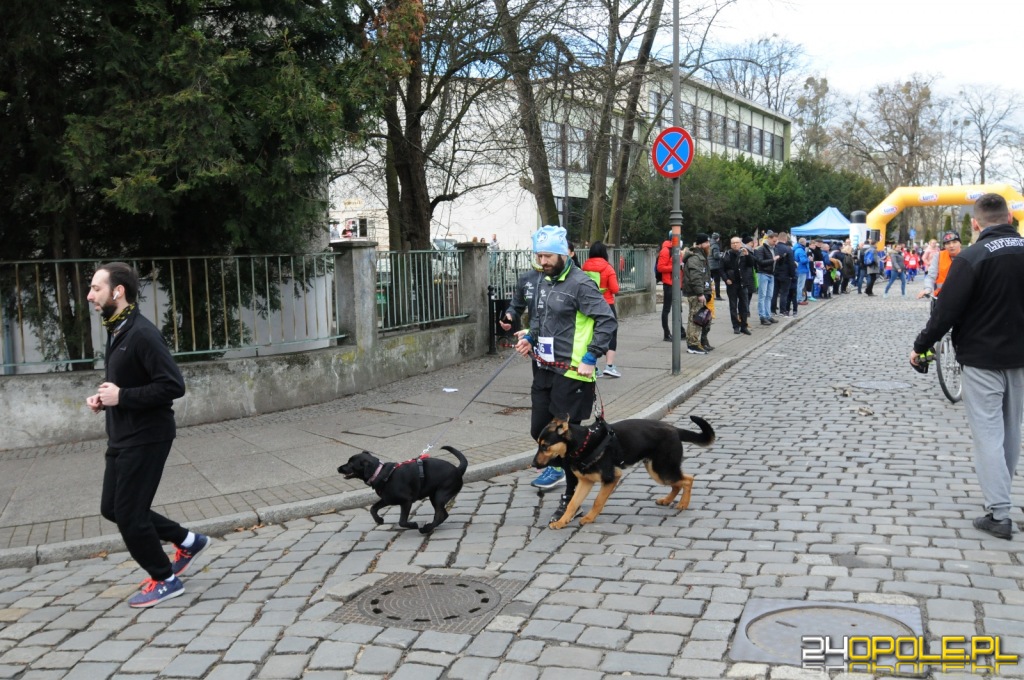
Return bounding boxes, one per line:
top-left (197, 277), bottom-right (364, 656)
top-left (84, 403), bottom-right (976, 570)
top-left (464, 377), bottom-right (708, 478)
top-left (328, 573), bottom-right (528, 634)
top-left (731, 599), bottom-right (922, 666)
top-left (851, 380), bottom-right (912, 391)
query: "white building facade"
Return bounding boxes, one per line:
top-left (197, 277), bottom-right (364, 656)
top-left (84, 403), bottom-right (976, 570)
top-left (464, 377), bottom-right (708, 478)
top-left (330, 66), bottom-right (792, 251)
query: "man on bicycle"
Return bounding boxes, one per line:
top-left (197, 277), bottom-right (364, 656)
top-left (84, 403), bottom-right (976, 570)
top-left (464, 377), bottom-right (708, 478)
top-left (916, 231), bottom-right (963, 299)
top-left (910, 193), bottom-right (1024, 540)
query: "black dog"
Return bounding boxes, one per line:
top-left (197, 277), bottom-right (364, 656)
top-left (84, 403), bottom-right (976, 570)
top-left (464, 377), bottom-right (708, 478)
top-left (533, 415), bottom-right (715, 529)
top-left (338, 446), bottom-right (467, 534)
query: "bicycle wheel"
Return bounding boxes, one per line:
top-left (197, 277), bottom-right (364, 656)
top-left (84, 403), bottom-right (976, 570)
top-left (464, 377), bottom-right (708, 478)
top-left (935, 332), bottom-right (963, 403)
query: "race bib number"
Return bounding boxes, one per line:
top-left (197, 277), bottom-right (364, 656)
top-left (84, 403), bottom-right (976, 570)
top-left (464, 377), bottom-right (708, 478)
top-left (537, 336), bottom-right (555, 363)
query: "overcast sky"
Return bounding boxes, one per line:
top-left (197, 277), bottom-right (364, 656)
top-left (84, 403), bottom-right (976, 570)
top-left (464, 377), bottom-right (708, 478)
top-left (709, 0), bottom-right (1022, 96)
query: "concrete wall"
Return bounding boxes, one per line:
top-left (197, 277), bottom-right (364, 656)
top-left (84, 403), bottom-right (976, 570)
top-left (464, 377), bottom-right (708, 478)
top-left (0, 324), bottom-right (482, 450)
top-left (0, 244), bottom-right (655, 450)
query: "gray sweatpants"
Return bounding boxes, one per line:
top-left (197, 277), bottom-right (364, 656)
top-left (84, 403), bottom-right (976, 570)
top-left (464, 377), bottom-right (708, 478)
top-left (961, 365), bottom-right (1024, 520)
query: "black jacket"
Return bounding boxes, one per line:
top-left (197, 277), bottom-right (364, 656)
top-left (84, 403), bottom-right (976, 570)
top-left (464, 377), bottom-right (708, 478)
top-left (720, 248), bottom-right (756, 290)
top-left (914, 224), bottom-right (1024, 369)
top-left (774, 242), bottom-right (794, 280)
top-left (753, 243), bottom-right (777, 274)
top-left (104, 308), bottom-right (186, 447)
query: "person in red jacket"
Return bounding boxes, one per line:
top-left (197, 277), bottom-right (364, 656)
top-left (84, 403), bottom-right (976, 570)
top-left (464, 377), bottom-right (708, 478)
top-left (657, 232), bottom-right (683, 342)
top-left (583, 241), bottom-right (622, 377)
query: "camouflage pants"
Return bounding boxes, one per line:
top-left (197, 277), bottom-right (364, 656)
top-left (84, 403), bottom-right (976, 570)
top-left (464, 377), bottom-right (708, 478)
top-left (686, 296), bottom-right (705, 347)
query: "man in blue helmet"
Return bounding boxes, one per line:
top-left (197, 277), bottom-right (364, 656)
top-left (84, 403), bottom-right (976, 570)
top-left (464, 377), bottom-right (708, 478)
top-left (514, 225), bottom-right (616, 523)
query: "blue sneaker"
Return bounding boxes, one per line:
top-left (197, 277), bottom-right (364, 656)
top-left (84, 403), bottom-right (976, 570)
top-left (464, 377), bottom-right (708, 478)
top-left (129, 577), bottom-right (184, 608)
top-left (171, 534), bottom-right (211, 576)
top-left (531, 467), bottom-right (565, 489)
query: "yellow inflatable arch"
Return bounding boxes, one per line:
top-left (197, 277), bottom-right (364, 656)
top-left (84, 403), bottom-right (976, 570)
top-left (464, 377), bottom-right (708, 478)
top-left (866, 183), bottom-right (1024, 248)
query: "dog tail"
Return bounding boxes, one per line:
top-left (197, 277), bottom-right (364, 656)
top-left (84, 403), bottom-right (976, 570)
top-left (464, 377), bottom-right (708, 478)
top-left (677, 416), bottom-right (715, 446)
top-left (440, 445), bottom-right (469, 474)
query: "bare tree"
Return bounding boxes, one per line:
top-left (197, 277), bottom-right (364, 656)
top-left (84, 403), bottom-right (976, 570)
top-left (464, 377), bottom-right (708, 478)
top-left (832, 75), bottom-right (941, 190)
top-left (701, 34), bottom-right (806, 115)
top-left (792, 76), bottom-right (835, 161)
top-left (492, 0), bottom-right (570, 227)
top-left (929, 103), bottom-right (971, 187)
top-left (344, 0), bottom-right (521, 249)
top-left (955, 85), bottom-right (1020, 184)
top-left (573, 0), bottom-right (734, 243)
top-left (575, 0), bottom-right (653, 244)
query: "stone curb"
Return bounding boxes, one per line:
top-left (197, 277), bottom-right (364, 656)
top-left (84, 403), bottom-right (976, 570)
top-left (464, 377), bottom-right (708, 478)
top-left (0, 301), bottom-right (826, 569)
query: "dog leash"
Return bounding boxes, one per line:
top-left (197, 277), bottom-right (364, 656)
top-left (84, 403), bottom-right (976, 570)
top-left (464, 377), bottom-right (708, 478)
top-left (528, 350), bottom-right (606, 420)
top-left (421, 351), bottom-right (520, 454)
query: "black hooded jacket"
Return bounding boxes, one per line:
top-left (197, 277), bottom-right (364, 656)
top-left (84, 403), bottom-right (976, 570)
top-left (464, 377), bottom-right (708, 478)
top-left (914, 224), bottom-right (1024, 369)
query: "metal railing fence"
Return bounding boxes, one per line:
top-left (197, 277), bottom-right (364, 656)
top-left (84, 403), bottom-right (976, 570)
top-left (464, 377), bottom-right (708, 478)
top-left (375, 249), bottom-right (465, 332)
top-left (2, 247), bottom-right (650, 374)
top-left (1, 254), bottom-right (340, 374)
top-left (486, 247), bottom-right (652, 300)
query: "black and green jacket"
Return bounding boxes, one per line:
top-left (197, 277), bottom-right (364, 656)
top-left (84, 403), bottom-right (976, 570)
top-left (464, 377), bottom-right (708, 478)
top-left (529, 260), bottom-right (616, 382)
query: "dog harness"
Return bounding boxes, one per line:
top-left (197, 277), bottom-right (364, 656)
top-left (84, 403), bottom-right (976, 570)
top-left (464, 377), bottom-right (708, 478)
top-left (569, 418), bottom-right (617, 471)
top-left (368, 453), bottom-right (429, 487)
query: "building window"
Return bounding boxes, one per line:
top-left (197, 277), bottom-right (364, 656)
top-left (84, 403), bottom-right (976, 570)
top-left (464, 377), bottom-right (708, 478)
top-left (753, 128), bottom-right (763, 156)
top-left (702, 109), bottom-right (712, 140)
top-left (774, 133), bottom-right (784, 160)
top-left (727, 118), bottom-right (739, 148)
top-left (555, 196), bottom-right (588, 243)
top-left (765, 132), bottom-right (774, 160)
top-left (648, 91), bottom-right (674, 130)
top-left (712, 113), bottom-right (724, 144)
top-left (740, 123), bottom-right (751, 152)
top-left (567, 125), bottom-right (588, 171)
top-left (542, 121), bottom-right (564, 169)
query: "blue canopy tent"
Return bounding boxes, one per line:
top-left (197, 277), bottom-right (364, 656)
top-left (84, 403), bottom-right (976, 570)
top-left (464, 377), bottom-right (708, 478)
top-left (791, 206), bottom-right (852, 237)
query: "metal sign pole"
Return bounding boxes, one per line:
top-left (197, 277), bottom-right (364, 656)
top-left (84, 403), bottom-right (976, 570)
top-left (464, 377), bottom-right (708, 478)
top-left (670, 0), bottom-right (682, 374)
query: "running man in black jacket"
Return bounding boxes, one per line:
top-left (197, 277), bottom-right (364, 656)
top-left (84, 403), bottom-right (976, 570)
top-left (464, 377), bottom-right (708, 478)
top-left (911, 193), bottom-right (1024, 540)
top-left (86, 262), bottom-right (211, 606)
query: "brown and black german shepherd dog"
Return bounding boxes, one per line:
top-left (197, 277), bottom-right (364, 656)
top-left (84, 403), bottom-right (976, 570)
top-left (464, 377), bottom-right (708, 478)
top-left (533, 415), bottom-right (715, 529)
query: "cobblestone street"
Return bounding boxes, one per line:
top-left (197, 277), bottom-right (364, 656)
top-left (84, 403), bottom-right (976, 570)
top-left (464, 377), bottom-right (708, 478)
top-left (2, 285), bottom-right (1023, 679)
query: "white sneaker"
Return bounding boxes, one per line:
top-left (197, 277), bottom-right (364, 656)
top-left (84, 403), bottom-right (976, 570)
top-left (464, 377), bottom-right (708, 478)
top-left (603, 365), bottom-right (621, 378)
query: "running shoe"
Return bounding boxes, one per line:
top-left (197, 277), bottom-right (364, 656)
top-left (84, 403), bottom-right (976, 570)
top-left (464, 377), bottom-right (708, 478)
top-left (129, 577), bottom-right (184, 608)
top-left (171, 534), bottom-right (211, 576)
top-left (531, 467), bottom-right (565, 489)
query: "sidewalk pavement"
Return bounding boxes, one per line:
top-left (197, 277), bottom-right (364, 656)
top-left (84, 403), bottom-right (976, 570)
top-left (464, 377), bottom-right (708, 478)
top-left (3, 278), bottom-right (1024, 679)
top-left (1, 296), bottom-right (811, 563)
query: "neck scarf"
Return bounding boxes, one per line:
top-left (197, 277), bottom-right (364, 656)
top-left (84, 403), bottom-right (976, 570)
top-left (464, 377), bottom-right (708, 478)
top-left (102, 303), bottom-right (135, 330)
